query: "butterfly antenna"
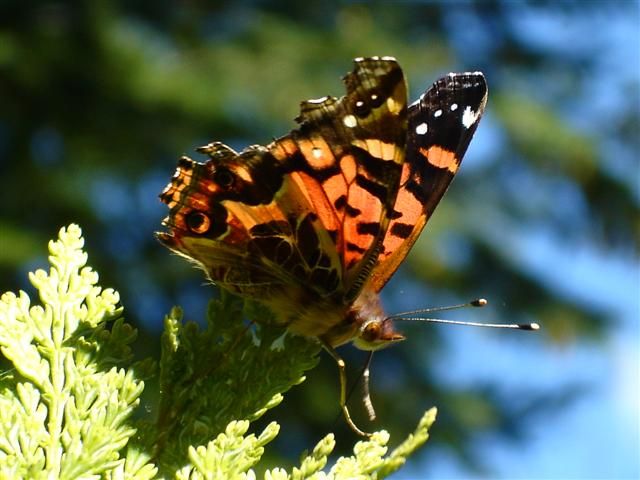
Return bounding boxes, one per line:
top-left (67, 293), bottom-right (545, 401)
top-left (389, 298), bottom-right (539, 331)
top-left (387, 297), bottom-right (487, 318)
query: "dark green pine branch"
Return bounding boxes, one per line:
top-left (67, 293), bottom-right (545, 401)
top-left (0, 224), bottom-right (435, 479)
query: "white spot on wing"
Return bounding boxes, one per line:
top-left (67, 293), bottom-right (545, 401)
top-left (462, 105), bottom-right (480, 129)
top-left (450, 103), bottom-right (458, 111)
top-left (434, 109), bottom-right (443, 118)
top-left (415, 122), bottom-right (428, 135)
top-left (343, 114), bottom-right (357, 128)
top-left (312, 147), bottom-right (323, 158)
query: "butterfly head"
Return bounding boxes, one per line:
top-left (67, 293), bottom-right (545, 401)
top-left (353, 317), bottom-right (405, 351)
top-left (346, 287), bottom-right (406, 351)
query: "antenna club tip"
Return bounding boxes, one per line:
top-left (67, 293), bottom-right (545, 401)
top-left (471, 298), bottom-right (488, 307)
top-left (519, 322), bottom-right (541, 331)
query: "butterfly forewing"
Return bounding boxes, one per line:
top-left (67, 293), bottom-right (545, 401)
top-left (267, 57), bottom-right (408, 300)
top-left (367, 72), bottom-right (488, 292)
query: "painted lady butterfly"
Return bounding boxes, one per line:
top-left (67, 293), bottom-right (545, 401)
top-left (157, 56), bottom-right (488, 436)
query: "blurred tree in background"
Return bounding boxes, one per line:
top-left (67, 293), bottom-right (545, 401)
top-left (1, 1), bottom-right (638, 477)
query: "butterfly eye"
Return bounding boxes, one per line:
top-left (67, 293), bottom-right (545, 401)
top-left (214, 167), bottom-right (235, 188)
top-left (361, 321), bottom-right (382, 342)
top-left (186, 211), bottom-right (211, 234)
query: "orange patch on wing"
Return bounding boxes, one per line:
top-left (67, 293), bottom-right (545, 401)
top-left (322, 173), bottom-right (348, 211)
top-left (419, 146), bottom-right (459, 173)
top-left (224, 201), bottom-right (289, 241)
top-left (378, 187), bottom-right (424, 261)
top-left (221, 202), bottom-right (258, 232)
top-left (352, 139), bottom-right (399, 162)
top-left (175, 165), bottom-right (193, 183)
top-left (191, 177), bottom-right (218, 197)
top-left (220, 211), bottom-right (252, 244)
top-left (399, 161), bottom-right (411, 184)
top-left (231, 165), bottom-right (253, 183)
top-left (299, 137), bottom-right (337, 170)
top-left (162, 167), bottom-right (193, 200)
top-left (161, 187), bottom-right (179, 207)
top-left (340, 154), bottom-right (357, 184)
top-left (271, 138), bottom-right (299, 161)
top-left (185, 191), bottom-right (211, 212)
top-left (287, 171), bottom-right (315, 211)
top-left (289, 171), bottom-right (341, 233)
top-left (342, 180), bottom-right (383, 268)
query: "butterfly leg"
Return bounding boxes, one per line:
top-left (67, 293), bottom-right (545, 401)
top-left (320, 339), bottom-right (372, 437)
top-left (362, 351), bottom-right (376, 421)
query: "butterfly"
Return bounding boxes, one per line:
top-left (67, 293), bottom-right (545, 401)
top-left (157, 56), bottom-right (488, 436)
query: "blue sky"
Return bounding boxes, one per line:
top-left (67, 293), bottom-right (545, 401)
top-left (397, 4), bottom-right (640, 478)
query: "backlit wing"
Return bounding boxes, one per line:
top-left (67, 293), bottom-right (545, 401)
top-left (367, 72), bottom-right (488, 292)
top-left (157, 57), bottom-right (409, 306)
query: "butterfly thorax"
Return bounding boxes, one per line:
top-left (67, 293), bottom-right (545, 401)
top-left (264, 283), bottom-right (405, 350)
